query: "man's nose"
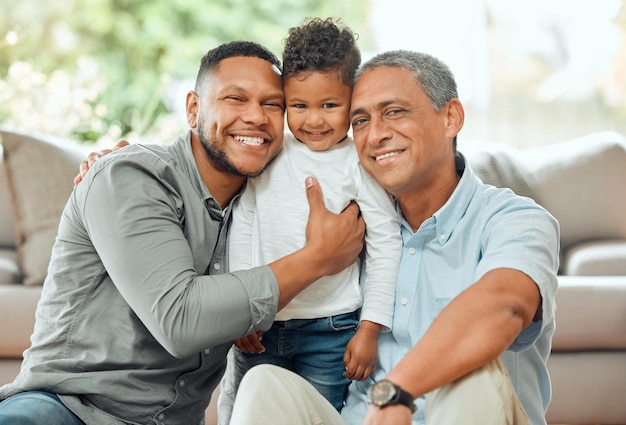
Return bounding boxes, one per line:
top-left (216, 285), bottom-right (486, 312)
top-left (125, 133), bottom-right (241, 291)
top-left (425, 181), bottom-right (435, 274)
top-left (242, 103), bottom-right (269, 125)
top-left (366, 115), bottom-right (392, 146)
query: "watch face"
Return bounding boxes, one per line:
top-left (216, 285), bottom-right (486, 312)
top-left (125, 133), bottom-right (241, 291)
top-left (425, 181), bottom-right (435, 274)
top-left (370, 380), bottom-right (397, 406)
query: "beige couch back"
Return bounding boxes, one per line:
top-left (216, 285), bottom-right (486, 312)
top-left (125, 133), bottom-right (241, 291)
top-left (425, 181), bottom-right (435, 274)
top-left (0, 146), bottom-right (17, 249)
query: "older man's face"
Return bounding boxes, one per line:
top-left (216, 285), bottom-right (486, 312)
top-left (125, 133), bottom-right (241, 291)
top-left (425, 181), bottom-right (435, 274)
top-left (350, 66), bottom-right (455, 200)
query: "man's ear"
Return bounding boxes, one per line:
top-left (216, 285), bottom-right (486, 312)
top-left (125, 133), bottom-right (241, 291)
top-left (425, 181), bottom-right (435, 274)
top-left (444, 98), bottom-right (464, 139)
top-left (186, 91), bottom-right (199, 129)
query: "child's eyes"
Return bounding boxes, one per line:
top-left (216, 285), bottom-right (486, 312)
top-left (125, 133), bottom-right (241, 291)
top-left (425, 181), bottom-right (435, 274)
top-left (288, 103), bottom-right (340, 110)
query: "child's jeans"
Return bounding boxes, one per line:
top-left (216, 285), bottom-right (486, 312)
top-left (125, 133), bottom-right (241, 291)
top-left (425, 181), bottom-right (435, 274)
top-left (217, 311), bottom-right (359, 424)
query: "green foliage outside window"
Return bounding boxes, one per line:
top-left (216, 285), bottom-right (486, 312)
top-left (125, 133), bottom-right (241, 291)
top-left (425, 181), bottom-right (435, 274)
top-left (0, 0), bottom-right (370, 144)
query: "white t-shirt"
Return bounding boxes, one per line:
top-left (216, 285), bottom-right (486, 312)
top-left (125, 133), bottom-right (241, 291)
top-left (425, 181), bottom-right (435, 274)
top-left (228, 133), bottom-right (401, 328)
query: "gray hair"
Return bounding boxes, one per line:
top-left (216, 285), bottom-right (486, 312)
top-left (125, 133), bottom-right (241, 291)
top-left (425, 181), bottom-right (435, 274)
top-left (355, 50), bottom-right (458, 111)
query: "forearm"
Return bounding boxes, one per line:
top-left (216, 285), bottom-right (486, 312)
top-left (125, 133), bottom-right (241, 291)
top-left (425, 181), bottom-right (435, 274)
top-left (386, 268), bottom-right (540, 398)
top-left (269, 244), bottom-right (327, 310)
top-left (358, 320), bottom-right (384, 337)
top-left (356, 179), bottom-right (401, 330)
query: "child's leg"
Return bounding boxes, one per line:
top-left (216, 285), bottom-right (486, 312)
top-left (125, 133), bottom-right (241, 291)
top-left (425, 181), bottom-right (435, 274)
top-left (216, 347), bottom-right (248, 425)
top-left (238, 323), bottom-right (292, 371)
top-left (292, 311), bottom-right (359, 411)
top-left (219, 323), bottom-right (292, 424)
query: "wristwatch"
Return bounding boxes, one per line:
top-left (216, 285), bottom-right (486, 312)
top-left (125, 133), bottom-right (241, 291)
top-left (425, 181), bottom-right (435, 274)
top-left (367, 379), bottom-right (417, 413)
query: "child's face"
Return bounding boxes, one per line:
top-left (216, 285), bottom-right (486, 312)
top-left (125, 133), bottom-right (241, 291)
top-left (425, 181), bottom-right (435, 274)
top-left (284, 71), bottom-right (352, 151)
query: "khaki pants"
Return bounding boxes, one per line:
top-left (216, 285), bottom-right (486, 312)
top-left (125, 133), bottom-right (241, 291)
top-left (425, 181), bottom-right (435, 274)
top-left (229, 359), bottom-right (530, 425)
top-left (425, 358), bottom-right (530, 424)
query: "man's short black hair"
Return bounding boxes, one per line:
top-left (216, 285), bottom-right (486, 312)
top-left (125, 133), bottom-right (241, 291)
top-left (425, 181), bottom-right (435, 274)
top-left (195, 41), bottom-right (281, 91)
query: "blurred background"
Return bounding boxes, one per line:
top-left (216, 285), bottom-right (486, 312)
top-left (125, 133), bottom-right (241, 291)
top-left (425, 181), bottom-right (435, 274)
top-left (1, 0), bottom-right (625, 148)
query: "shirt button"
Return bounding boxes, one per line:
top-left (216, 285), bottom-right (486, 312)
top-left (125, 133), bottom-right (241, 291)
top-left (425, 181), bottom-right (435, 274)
top-left (204, 348), bottom-right (211, 355)
top-left (213, 263), bottom-right (221, 271)
top-left (179, 379), bottom-right (186, 387)
top-left (400, 297), bottom-right (408, 305)
top-left (408, 247), bottom-right (416, 255)
top-left (439, 234), bottom-right (446, 241)
top-left (157, 413), bottom-right (165, 420)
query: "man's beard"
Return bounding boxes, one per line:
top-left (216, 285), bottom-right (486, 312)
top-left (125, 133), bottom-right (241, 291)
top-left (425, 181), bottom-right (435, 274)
top-left (197, 120), bottom-right (279, 178)
top-left (197, 130), bottom-right (248, 177)
top-left (198, 121), bottom-right (256, 177)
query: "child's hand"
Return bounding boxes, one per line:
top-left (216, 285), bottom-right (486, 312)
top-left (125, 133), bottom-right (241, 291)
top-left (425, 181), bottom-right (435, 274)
top-left (343, 322), bottom-right (381, 381)
top-left (233, 331), bottom-right (265, 354)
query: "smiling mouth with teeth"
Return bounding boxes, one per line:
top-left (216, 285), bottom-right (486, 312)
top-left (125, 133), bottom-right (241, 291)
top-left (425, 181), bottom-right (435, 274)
top-left (375, 151), bottom-right (400, 161)
top-left (235, 135), bottom-right (264, 146)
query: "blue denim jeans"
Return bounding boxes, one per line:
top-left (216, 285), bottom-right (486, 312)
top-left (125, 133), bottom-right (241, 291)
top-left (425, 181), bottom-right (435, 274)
top-left (241, 311), bottom-right (358, 410)
top-left (218, 311), bottom-right (360, 424)
top-left (0, 391), bottom-right (85, 425)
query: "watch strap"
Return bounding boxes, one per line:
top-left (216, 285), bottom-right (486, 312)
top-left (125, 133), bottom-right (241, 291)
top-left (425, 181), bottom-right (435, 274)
top-left (394, 385), bottom-right (417, 413)
top-left (370, 380), bottom-right (417, 413)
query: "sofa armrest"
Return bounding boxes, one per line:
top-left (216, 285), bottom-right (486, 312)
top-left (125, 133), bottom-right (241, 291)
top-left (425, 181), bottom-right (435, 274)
top-left (0, 146), bottom-right (17, 249)
top-left (0, 284), bottom-right (41, 358)
top-left (552, 275), bottom-right (626, 351)
top-left (562, 240), bottom-right (626, 275)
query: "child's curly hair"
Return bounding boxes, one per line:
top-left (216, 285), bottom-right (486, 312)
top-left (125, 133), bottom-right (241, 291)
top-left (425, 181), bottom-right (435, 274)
top-left (282, 17), bottom-right (361, 87)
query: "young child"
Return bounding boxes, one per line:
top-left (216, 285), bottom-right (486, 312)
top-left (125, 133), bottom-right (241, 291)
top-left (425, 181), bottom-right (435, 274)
top-left (217, 17), bottom-right (401, 423)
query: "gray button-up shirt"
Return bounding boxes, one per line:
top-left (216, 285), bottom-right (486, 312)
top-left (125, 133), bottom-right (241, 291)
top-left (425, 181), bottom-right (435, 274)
top-left (0, 132), bottom-right (279, 424)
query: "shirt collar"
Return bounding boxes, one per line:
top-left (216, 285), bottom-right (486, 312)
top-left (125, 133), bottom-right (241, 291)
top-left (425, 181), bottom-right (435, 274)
top-left (174, 131), bottom-right (245, 220)
top-left (397, 152), bottom-right (479, 245)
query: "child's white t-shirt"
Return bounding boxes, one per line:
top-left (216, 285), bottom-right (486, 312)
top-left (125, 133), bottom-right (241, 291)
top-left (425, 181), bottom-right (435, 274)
top-left (228, 133), bottom-right (401, 329)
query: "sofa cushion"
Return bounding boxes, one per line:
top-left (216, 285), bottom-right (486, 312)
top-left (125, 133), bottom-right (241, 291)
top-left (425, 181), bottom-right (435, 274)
top-left (461, 141), bottom-right (535, 199)
top-left (563, 240), bottom-right (626, 276)
top-left (0, 249), bottom-right (20, 285)
top-left (546, 351), bottom-right (626, 425)
top-left (0, 128), bottom-right (86, 285)
top-left (0, 284), bottom-right (42, 357)
top-left (0, 146), bottom-right (17, 249)
top-left (551, 275), bottom-right (626, 351)
top-left (519, 131), bottom-right (626, 252)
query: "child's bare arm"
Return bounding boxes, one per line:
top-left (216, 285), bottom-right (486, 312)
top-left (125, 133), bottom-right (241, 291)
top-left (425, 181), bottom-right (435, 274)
top-left (343, 320), bottom-right (382, 381)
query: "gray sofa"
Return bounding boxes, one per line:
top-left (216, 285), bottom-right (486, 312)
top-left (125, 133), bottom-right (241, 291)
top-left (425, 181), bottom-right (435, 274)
top-left (1, 127), bottom-right (625, 424)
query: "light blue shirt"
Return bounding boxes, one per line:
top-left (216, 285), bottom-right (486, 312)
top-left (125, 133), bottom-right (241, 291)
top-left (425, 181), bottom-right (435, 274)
top-left (342, 154), bottom-right (560, 425)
